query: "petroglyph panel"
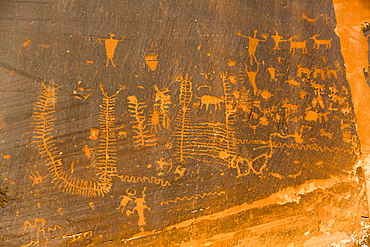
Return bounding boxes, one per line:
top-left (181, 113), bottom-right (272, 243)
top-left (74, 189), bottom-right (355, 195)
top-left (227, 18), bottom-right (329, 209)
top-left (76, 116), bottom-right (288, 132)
top-left (0, 0), bottom-right (367, 246)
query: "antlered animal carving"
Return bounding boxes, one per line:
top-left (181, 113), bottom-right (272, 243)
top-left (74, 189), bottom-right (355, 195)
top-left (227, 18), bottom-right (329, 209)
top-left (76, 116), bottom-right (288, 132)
top-left (309, 34), bottom-right (332, 49)
top-left (288, 35), bottom-right (308, 54)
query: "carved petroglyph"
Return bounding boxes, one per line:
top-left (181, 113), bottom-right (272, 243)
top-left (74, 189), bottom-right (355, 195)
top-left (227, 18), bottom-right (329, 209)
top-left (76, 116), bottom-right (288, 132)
top-left (325, 66), bottom-right (338, 79)
top-left (288, 36), bottom-right (308, 54)
top-left (313, 66), bottom-right (326, 80)
top-left (271, 31), bottom-right (289, 50)
top-left (244, 62), bottom-right (259, 95)
top-left (297, 64), bottom-right (311, 78)
top-left (153, 85), bottom-right (172, 130)
top-left (145, 51), bottom-right (158, 71)
top-left (301, 13), bottom-right (318, 23)
top-left (117, 188), bottom-right (136, 213)
top-left (160, 191), bottom-right (226, 205)
top-left (267, 66), bottom-right (284, 81)
top-left (127, 95), bottom-right (157, 148)
top-left (125, 188), bottom-right (150, 231)
top-left (29, 171), bottom-right (48, 187)
top-left (285, 76), bottom-right (302, 86)
top-left (21, 218), bottom-right (56, 246)
top-left (310, 34), bottom-right (332, 50)
top-left (96, 34), bottom-right (124, 67)
top-left (32, 82), bottom-right (124, 197)
top-left (235, 30), bottom-right (268, 64)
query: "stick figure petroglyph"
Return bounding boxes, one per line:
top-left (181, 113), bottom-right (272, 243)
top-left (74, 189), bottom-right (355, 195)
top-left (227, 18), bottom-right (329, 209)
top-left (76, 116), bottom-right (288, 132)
top-left (96, 33), bottom-right (124, 67)
top-left (235, 30), bottom-right (268, 64)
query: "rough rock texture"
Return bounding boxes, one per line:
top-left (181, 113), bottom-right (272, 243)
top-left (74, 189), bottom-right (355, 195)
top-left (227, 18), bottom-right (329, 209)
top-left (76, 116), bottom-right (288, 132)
top-left (0, 0), bottom-right (368, 246)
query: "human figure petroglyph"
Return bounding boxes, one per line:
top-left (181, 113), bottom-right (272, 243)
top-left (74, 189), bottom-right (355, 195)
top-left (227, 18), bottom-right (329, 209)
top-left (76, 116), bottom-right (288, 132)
top-left (23, 218), bottom-right (48, 245)
top-left (126, 188), bottom-right (150, 231)
top-left (96, 33), bottom-right (124, 67)
top-left (271, 31), bottom-right (288, 50)
top-left (267, 66), bottom-right (284, 82)
top-left (244, 62), bottom-right (259, 95)
top-left (235, 30), bottom-right (268, 64)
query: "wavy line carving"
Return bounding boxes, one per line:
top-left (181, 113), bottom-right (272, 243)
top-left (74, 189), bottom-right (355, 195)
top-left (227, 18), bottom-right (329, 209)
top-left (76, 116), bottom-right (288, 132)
top-left (160, 191), bottom-right (225, 205)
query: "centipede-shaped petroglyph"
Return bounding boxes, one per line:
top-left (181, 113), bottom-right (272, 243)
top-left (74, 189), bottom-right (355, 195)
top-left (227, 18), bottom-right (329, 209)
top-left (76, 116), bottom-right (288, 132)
top-left (32, 82), bottom-right (124, 197)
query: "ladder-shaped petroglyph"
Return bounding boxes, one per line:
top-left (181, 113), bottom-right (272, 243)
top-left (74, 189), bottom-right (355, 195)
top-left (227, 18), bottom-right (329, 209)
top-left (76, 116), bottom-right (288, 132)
top-left (173, 74), bottom-right (194, 162)
top-left (174, 74), bottom-right (237, 165)
top-left (32, 82), bottom-right (124, 197)
top-left (127, 95), bottom-right (157, 148)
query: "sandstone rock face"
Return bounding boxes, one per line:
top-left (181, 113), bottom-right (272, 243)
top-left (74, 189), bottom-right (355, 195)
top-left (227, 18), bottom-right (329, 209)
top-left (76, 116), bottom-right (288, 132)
top-left (0, 0), bottom-right (368, 246)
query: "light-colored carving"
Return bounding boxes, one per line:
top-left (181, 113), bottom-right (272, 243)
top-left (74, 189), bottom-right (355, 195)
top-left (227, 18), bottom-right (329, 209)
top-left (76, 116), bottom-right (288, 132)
top-left (281, 99), bottom-right (299, 113)
top-left (96, 84), bottom-right (125, 185)
top-left (267, 66), bottom-right (279, 81)
top-left (271, 31), bottom-right (288, 50)
top-left (116, 174), bottom-right (170, 186)
top-left (195, 94), bottom-right (223, 111)
top-left (258, 90), bottom-right (274, 100)
top-left (32, 82), bottom-right (124, 197)
top-left (235, 30), bottom-right (268, 64)
top-left (320, 129), bottom-right (333, 139)
top-left (309, 34), bottom-right (332, 50)
top-left (301, 13), bottom-right (318, 23)
top-left (244, 62), bottom-right (259, 95)
top-left (285, 76), bottom-right (302, 86)
top-left (288, 36), bottom-right (308, 54)
top-left (320, 14), bottom-right (330, 25)
top-left (145, 52), bottom-right (158, 71)
top-left (22, 218), bottom-right (48, 246)
top-left (28, 171), bottom-right (48, 187)
top-left (160, 191), bottom-right (225, 205)
top-left (117, 188), bottom-right (136, 213)
top-left (155, 158), bottom-right (173, 173)
top-left (173, 74), bottom-right (194, 162)
top-left (96, 34), bottom-right (124, 67)
top-left (232, 87), bottom-right (252, 113)
top-left (313, 66), bottom-right (326, 80)
top-left (127, 95), bottom-right (157, 148)
top-left (153, 85), bottom-right (172, 130)
top-left (297, 64), bottom-right (311, 78)
top-left (325, 66), bottom-right (338, 79)
top-left (126, 188), bottom-right (150, 231)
